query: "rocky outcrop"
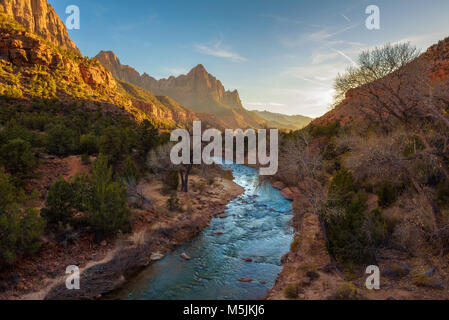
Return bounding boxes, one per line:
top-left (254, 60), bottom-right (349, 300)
top-left (0, 0), bottom-right (81, 54)
top-left (96, 51), bottom-right (266, 129)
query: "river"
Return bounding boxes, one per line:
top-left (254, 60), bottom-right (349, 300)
top-left (113, 161), bottom-right (293, 300)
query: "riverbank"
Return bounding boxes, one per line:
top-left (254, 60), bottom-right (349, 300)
top-left (10, 165), bottom-right (243, 300)
top-left (268, 181), bottom-right (449, 300)
top-left (267, 183), bottom-right (344, 300)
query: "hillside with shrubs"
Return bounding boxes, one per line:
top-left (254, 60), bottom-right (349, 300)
top-left (271, 40), bottom-right (449, 299)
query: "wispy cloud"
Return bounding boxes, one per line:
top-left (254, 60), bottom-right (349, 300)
top-left (194, 41), bottom-right (247, 62)
top-left (163, 67), bottom-right (189, 76)
top-left (259, 14), bottom-right (323, 28)
top-left (341, 14), bottom-right (351, 22)
top-left (279, 23), bottom-right (360, 48)
top-left (246, 102), bottom-right (286, 107)
top-left (328, 47), bottom-right (357, 66)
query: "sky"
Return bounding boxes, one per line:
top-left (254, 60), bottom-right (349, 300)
top-left (49, 0), bottom-right (449, 118)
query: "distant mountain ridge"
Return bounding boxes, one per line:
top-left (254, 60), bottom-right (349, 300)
top-left (95, 51), bottom-right (266, 129)
top-left (251, 110), bottom-right (313, 130)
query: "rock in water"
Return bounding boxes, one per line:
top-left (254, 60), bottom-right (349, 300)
top-left (150, 252), bottom-right (164, 261)
top-left (180, 253), bottom-right (191, 260)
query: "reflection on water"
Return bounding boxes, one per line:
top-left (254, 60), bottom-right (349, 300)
top-left (114, 161), bottom-right (293, 300)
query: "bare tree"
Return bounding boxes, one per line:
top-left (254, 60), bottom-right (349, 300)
top-left (333, 43), bottom-right (420, 107)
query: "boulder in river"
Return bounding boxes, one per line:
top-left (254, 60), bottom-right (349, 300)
top-left (180, 253), bottom-right (191, 260)
top-left (150, 252), bottom-right (164, 261)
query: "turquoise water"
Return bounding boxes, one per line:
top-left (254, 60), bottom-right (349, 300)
top-left (115, 161), bottom-right (293, 300)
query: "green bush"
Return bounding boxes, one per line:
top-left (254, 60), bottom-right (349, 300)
top-left (46, 124), bottom-right (77, 156)
top-left (87, 155), bottom-right (131, 235)
top-left (0, 138), bottom-right (37, 176)
top-left (325, 170), bottom-right (386, 265)
top-left (79, 134), bottom-right (98, 155)
top-left (328, 169), bottom-right (355, 207)
top-left (41, 177), bottom-right (75, 224)
top-left (284, 284), bottom-right (299, 299)
top-left (81, 153), bottom-right (90, 165)
top-left (99, 127), bottom-right (134, 164)
top-left (166, 192), bottom-right (181, 211)
top-left (124, 156), bottom-right (140, 182)
top-left (309, 122), bottom-right (340, 138)
top-left (330, 282), bottom-right (364, 300)
top-left (377, 181), bottom-right (397, 208)
top-left (0, 171), bottom-right (45, 267)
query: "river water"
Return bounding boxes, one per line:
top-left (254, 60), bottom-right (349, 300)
top-left (114, 161), bottom-right (293, 300)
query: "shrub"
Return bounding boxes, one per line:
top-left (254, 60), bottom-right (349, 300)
top-left (330, 282), bottom-right (364, 300)
top-left (0, 138), bottom-right (36, 176)
top-left (41, 177), bottom-right (75, 224)
top-left (309, 122), bottom-right (340, 138)
top-left (166, 192), bottom-right (181, 212)
top-left (87, 155), bottom-right (131, 235)
top-left (81, 153), bottom-right (90, 165)
top-left (0, 171), bottom-right (45, 267)
top-left (46, 124), bottom-right (77, 156)
top-left (124, 156), bottom-right (140, 182)
top-left (284, 284), bottom-right (299, 299)
top-left (99, 127), bottom-right (133, 164)
top-left (325, 186), bottom-right (386, 265)
top-left (377, 181), bottom-right (397, 208)
top-left (79, 134), bottom-right (98, 155)
top-left (328, 169), bottom-right (355, 207)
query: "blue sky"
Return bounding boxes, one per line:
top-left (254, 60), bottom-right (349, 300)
top-left (49, 0), bottom-right (449, 118)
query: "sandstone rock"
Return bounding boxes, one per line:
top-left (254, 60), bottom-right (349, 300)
top-left (272, 181), bottom-right (285, 190)
top-left (0, 0), bottom-right (81, 54)
top-left (150, 252), bottom-right (164, 261)
top-left (280, 187), bottom-right (299, 201)
top-left (180, 253), bottom-right (191, 260)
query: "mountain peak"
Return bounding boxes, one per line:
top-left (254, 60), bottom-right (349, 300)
top-left (96, 50), bottom-right (121, 65)
top-left (0, 0), bottom-right (81, 54)
top-left (188, 64), bottom-right (208, 76)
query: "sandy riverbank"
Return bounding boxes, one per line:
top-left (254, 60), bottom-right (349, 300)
top-left (12, 167), bottom-right (243, 300)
